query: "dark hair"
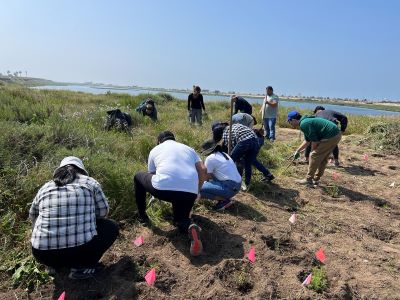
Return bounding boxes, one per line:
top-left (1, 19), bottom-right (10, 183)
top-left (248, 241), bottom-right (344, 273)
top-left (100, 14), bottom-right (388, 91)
top-left (253, 128), bottom-right (264, 138)
top-left (194, 86), bottom-right (201, 93)
top-left (266, 86), bottom-right (273, 91)
top-left (53, 165), bottom-right (82, 187)
top-left (211, 144), bottom-right (229, 160)
top-left (251, 115), bottom-right (257, 126)
top-left (157, 131), bottom-right (175, 144)
top-left (293, 114), bottom-right (302, 120)
top-left (313, 106), bottom-right (325, 114)
top-left (146, 99), bottom-right (155, 106)
top-left (212, 123), bottom-right (228, 143)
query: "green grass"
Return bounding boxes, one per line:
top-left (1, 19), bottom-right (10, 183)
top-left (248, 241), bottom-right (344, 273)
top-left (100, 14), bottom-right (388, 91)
top-left (323, 185), bottom-right (341, 198)
top-left (309, 266), bottom-right (328, 293)
top-left (0, 84), bottom-right (399, 291)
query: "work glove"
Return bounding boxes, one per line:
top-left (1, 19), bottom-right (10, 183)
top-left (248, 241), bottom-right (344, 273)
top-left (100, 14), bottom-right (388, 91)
top-left (293, 151), bottom-right (301, 159)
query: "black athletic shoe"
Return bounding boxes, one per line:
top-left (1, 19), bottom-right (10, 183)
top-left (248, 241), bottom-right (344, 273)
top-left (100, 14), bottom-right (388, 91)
top-left (137, 214), bottom-right (150, 226)
top-left (261, 174), bottom-right (275, 182)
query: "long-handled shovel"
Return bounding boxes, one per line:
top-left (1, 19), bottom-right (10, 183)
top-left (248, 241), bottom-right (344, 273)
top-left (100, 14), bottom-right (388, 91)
top-left (228, 98), bottom-right (234, 155)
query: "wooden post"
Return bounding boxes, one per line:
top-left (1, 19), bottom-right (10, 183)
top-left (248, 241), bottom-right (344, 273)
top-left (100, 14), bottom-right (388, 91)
top-left (228, 98), bottom-right (234, 155)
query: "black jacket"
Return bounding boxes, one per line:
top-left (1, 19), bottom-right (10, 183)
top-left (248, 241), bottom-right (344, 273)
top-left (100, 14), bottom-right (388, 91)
top-left (316, 110), bottom-right (348, 132)
top-left (188, 93), bottom-right (205, 110)
top-left (234, 97), bottom-right (252, 115)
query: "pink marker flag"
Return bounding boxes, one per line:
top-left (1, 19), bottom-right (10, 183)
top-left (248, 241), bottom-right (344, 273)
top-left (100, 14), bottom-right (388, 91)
top-left (58, 291), bottom-right (65, 300)
top-left (315, 248), bottom-right (326, 264)
top-left (289, 213), bottom-right (296, 224)
top-left (247, 247), bottom-right (256, 263)
top-left (302, 273), bottom-right (312, 286)
top-left (332, 172), bottom-right (339, 181)
top-left (133, 235), bottom-right (144, 247)
top-left (145, 268), bottom-right (156, 286)
top-left (362, 154), bottom-right (369, 161)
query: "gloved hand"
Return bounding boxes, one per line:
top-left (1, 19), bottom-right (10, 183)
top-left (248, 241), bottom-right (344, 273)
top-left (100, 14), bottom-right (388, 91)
top-left (293, 151), bottom-right (301, 159)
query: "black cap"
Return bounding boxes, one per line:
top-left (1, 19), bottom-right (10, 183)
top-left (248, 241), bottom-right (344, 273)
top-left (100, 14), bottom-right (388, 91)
top-left (211, 120), bottom-right (228, 132)
top-left (313, 106), bottom-right (325, 114)
top-left (157, 131), bottom-right (175, 144)
top-left (201, 139), bottom-right (218, 156)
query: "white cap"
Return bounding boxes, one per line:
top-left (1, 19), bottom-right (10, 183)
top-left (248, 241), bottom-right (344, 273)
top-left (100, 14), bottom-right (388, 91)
top-left (58, 156), bottom-right (88, 175)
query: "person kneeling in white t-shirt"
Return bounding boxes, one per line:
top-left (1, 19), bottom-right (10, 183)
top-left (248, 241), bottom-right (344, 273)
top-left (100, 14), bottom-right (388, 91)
top-left (133, 131), bottom-right (207, 257)
top-left (199, 140), bottom-right (242, 211)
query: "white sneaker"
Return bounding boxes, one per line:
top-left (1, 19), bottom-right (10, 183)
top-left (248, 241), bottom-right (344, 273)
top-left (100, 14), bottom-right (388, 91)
top-left (241, 183), bottom-right (248, 191)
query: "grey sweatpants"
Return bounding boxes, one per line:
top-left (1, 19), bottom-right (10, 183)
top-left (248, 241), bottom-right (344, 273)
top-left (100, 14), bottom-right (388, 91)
top-left (190, 108), bottom-right (203, 125)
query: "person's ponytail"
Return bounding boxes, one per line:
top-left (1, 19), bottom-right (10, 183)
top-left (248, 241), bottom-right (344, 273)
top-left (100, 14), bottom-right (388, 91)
top-left (213, 145), bottom-right (229, 160)
top-left (53, 165), bottom-right (79, 186)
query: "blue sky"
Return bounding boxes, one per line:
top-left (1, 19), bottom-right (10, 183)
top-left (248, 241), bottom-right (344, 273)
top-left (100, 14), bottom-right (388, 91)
top-left (1, 0), bottom-right (399, 100)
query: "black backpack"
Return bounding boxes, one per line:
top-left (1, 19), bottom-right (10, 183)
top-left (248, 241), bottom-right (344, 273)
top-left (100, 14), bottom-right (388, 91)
top-left (104, 109), bottom-right (133, 131)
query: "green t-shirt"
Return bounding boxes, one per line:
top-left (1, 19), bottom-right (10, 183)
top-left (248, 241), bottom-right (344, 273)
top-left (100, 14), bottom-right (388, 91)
top-left (299, 116), bottom-right (340, 142)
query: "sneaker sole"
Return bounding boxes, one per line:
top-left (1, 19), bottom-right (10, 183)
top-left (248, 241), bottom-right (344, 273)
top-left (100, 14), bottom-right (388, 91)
top-left (190, 227), bottom-right (203, 256)
top-left (68, 273), bottom-right (94, 280)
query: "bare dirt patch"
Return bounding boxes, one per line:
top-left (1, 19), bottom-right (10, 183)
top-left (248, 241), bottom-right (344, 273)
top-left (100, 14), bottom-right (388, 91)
top-left (2, 128), bottom-right (400, 299)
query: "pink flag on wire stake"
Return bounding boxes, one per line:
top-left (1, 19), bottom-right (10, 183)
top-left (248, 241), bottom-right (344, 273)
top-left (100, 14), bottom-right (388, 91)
top-left (362, 154), bottom-right (369, 161)
top-left (133, 236), bottom-right (144, 247)
top-left (289, 213), bottom-right (297, 224)
top-left (315, 247), bottom-right (326, 264)
top-left (145, 268), bottom-right (156, 286)
top-left (247, 247), bottom-right (256, 263)
top-left (58, 291), bottom-right (66, 300)
top-left (302, 273), bottom-right (312, 286)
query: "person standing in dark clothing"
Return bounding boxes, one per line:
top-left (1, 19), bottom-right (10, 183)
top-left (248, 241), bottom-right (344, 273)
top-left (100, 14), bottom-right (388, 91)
top-left (188, 86), bottom-right (206, 125)
top-left (231, 95), bottom-right (253, 115)
top-left (304, 106), bottom-right (348, 166)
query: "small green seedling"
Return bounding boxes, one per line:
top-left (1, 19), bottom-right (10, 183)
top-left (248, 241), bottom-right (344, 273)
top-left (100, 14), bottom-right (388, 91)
top-left (309, 266), bottom-right (328, 293)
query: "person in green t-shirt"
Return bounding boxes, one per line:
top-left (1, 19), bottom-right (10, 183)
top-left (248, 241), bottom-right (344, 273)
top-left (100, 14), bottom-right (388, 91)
top-left (287, 111), bottom-right (342, 187)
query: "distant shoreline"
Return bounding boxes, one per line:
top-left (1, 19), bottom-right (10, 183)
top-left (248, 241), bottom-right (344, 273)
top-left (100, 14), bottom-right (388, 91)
top-left (1, 75), bottom-right (399, 112)
top-left (87, 84), bottom-right (400, 113)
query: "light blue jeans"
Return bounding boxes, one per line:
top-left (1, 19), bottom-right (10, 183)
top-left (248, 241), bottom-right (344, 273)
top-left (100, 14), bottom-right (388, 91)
top-left (200, 179), bottom-right (241, 200)
top-left (263, 118), bottom-right (277, 141)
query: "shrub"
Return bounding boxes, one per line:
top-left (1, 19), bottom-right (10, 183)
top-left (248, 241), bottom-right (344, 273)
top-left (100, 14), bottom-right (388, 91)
top-left (366, 121), bottom-right (400, 155)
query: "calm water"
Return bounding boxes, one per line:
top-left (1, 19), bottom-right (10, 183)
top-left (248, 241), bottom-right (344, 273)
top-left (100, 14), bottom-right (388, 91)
top-left (33, 85), bottom-right (400, 116)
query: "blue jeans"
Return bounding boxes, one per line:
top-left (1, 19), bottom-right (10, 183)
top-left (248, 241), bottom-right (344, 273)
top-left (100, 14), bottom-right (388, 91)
top-left (200, 179), bottom-right (241, 200)
top-left (264, 118), bottom-right (276, 140)
top-left (230, 138), bottom-right (258, 185)
top-left (236, 137), bottom-right (272, 181)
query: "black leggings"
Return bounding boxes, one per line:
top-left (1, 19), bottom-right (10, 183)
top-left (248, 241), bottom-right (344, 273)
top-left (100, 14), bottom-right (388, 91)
top-left (134, 172), bottom-right (197, 233)
top-left (305, 144), bottom-right (339, 160)
top-left (32, 218), bottom-right (119, 269)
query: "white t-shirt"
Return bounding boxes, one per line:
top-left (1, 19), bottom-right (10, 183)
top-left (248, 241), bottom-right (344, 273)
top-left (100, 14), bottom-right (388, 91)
top-left (148, 140), bottom-right (201, 194)
top-left (263, 93), bottom-right (279, 118)
top-left (205, 152), bottom-right (242, 183)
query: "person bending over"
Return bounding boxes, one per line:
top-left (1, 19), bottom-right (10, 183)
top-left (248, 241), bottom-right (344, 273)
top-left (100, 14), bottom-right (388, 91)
top-left (303, 106), bottom-right (347, 166)
top-left (287, 111), bottom-right (342, 187)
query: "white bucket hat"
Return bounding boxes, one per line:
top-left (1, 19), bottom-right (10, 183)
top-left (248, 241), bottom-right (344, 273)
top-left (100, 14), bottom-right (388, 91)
top-left (58, 156), bottom-right (88, 175)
